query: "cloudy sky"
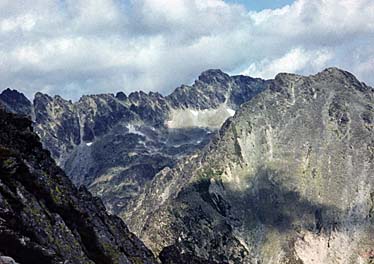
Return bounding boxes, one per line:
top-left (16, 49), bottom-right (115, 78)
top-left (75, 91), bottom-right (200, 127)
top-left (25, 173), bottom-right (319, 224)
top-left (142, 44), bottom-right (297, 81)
top-left (0, 0), bottom-right (373, 100)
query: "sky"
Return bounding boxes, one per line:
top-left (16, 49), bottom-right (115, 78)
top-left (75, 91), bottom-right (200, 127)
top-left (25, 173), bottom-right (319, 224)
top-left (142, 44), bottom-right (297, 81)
top-left (226, 0), bottom-right (294, 11)
top-left (0, 0), bottom-right (373, 100)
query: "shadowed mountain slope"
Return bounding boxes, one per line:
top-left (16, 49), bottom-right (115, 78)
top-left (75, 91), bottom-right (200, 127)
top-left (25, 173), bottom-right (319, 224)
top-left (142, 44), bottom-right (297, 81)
top-left (126, 68), bottom-right (374, 263)
top-left (0, 70), bottom-right (266, 219)
top-left (0, 109), bottom-right (157, 264)
top-left (3, 68), bottom-right (374, 263)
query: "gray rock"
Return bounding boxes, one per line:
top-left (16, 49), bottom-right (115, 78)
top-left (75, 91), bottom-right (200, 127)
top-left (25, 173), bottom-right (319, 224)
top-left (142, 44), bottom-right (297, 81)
top-left (0, 110), bottom-right (157, 264)
top-left (5, 68), bottom-right (372, 263)
top-left (128, 68), bottom-right (374, 263)
top-left (0, 256), bottom-right (19, 264)
top-left (0, 89), bottom-right (32, 117)
top-left (1, 70), bottom-right (265, 219)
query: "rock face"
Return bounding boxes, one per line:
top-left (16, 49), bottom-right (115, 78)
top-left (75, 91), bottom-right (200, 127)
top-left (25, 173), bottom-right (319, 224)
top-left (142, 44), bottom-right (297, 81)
top-left (126, 68), bottom-right (374, 263)
top-left (0, 110), bottom-right (157, 264)
top-left (2, 70), bottom-right (265, 217)
top-left (4, 67), bottom-right (373, 263)
top-left (0, 89), bottom-right (32, 117)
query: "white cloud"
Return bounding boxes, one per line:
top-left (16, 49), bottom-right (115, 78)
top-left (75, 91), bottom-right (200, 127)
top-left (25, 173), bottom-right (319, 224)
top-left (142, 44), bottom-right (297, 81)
top-left (0, 0), bottom-right (373, 100)
top-left (241, 48), bottom-right (333, 79)
top-left (0, 14), bottom-right (36, 32)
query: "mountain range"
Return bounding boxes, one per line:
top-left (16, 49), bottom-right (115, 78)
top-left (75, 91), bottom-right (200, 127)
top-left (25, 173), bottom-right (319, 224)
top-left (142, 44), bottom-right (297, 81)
top-left (1, 68), bottom-right (374, 263)
top-left (0, 70), bottom-right (265, 219)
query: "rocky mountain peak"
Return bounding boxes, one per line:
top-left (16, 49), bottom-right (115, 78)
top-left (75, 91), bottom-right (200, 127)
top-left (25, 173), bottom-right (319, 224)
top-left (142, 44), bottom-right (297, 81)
top-left (115, 91), bottom-right (127, 101)
top-left (168, 70), bottom-right (238, 110)
top-left (1, 67), bottom-right (373, 263)
top-left (0, 69), bottom-right (267, 229)
top-left (197, 69), bottom-right (231, 84)
top-left (34, 92), bottom-right (52, 101)
top-left (0, 88), bottom-right (26, 99)
top-left (126, 68), bottom-right (374, 263)
top-left (318, 67), bottom-right (371, 91)
top-left (0, 88), bottom-right (32, 117)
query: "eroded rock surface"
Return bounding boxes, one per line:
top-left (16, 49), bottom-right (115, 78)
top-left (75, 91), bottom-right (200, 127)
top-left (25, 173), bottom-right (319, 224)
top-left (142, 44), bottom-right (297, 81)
top-left (2, 70), bottom-right (265, 217)
top-left (0, 110), bottom-right (157, 264)
top-left (0, 89), bottom-right (32, 117)
top-left (4, 68), bottom-right (373, 263)
top-left (127, 68), bottom-right (374, 263)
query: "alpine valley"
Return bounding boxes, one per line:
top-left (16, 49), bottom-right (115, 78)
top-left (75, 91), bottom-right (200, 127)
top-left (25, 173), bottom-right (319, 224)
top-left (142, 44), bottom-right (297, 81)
top-left (1, 68), bottom-right (374, 263)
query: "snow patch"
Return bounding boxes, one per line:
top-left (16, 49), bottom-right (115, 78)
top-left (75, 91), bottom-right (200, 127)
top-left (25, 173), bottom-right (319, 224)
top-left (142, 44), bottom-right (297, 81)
top-left (227, 108), bottom-right (235, 116)
top-left (190, 109), bottom-right (199, 116)
top-left (126, 124), bottom-right (146, 137)
top-left (166, 104), bottom-right (236, 129)
top-left (86, 142), bottom-right (93, 146)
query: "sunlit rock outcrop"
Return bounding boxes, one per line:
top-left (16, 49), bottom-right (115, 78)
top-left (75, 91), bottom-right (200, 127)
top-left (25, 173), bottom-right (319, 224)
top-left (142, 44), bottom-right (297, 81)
top-left (127, 68), bottom-right (374, 263)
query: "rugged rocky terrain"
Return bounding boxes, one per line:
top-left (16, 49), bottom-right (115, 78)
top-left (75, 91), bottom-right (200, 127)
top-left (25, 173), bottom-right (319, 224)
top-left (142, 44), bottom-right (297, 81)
top-left (3, 68), bottom-right (374, 263)
top-left (0, 70), bottom-right (266, 217)
top-left (125, 68), bottom-right (374, 263)
top-left (0, 88), bottom-right (32, 117)
top-left (0, 109), bottom-right (157, 263)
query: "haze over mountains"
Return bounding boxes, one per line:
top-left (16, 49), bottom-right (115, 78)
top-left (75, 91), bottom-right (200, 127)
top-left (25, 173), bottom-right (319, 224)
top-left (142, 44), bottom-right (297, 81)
top-left (1, 68), bottom-right (374, 263)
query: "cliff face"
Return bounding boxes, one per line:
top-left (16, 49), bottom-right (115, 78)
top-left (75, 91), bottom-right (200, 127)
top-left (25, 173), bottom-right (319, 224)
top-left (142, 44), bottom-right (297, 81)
top-left (0, 110), bottom-right (157, 264)
top-left (126, 68), bottom-right (374, 263)
top-left (0, 89), bottom-right (32, 117)
top-left (1, 70), bottom-right (265, 217)
top-left (3, 68), bottom-right (374, 263)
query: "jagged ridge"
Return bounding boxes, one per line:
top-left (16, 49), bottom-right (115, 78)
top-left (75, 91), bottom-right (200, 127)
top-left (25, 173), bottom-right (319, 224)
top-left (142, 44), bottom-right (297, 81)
top-left (126, 68), bottom-right (374, 263)
top-left (0, 70), bottom-right (266, 218)
top-left (0, 109), bottom-right (157, 264)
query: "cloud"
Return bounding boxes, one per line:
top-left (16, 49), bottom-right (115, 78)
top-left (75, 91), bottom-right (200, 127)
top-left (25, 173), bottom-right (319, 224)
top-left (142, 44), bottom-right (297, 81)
top-left (241, 48), bottom-right (333, 79)
top-left (0, 0), bottom-right (373, 100)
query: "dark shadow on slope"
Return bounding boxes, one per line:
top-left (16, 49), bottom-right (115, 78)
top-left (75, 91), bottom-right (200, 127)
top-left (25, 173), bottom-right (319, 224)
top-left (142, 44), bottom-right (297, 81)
top-left (66, 125), bottom-right (216, 215)
top-left (159, 244), bottom-right (222, 264)
top-left (0, 110), bottom-right (157, 264)
top-left (161, 166), bottom-right (374, 263)
top-left (225, 167), bottom-right (341, 233)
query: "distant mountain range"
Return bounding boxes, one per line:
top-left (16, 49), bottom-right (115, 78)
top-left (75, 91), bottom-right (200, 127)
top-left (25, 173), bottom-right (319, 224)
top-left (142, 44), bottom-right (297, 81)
top-left (1, 68), bottom-right (374, 263)
top-left (0, 69), bottom-right (265, 219)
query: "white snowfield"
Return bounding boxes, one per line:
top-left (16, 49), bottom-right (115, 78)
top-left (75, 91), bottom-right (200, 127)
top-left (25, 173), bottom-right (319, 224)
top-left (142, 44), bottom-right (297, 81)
top-left (166, 104), bottom-right (235, 129)
top-left (126, 124), bottom-right (146, 137)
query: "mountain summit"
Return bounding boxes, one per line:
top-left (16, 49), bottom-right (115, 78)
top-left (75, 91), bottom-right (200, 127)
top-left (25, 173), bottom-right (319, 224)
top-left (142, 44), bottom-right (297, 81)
top-left (125, 68), bottom-right (374, 263)
top-left (0, 70), bottom-right (266, 220)
top-left (1, 68), bottom-right (374, 263)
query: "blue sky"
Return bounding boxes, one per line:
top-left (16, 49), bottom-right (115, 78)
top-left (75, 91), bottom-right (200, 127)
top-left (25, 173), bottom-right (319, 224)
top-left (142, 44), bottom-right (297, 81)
top-left (226, 0), bottom-right (294, 11)
top-left (0, 0), bottom-right (373, 100)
